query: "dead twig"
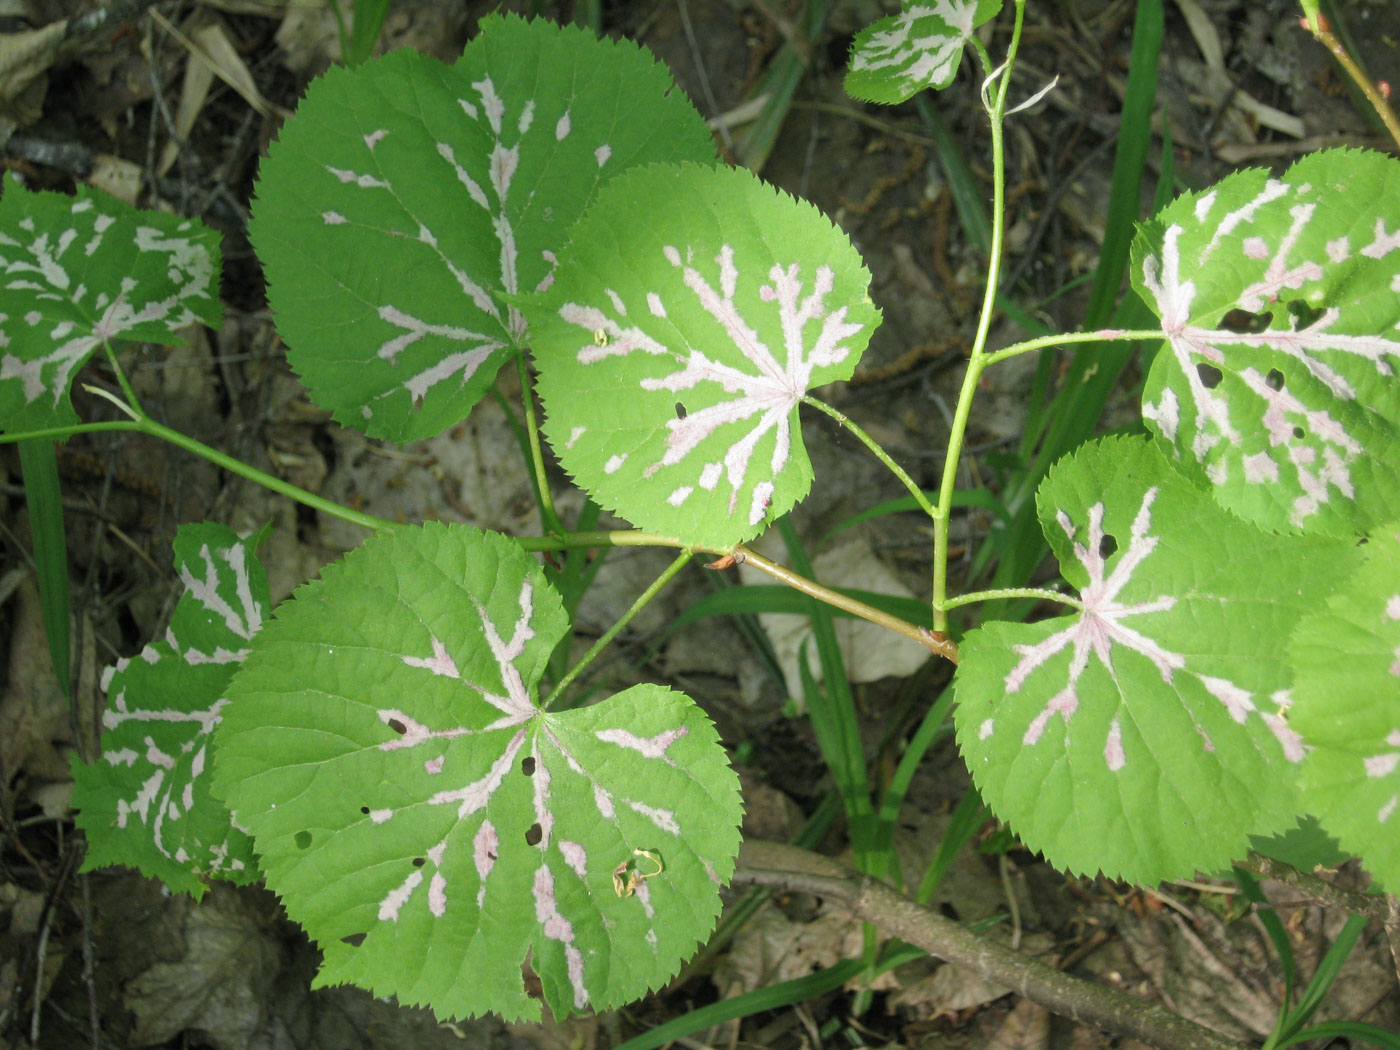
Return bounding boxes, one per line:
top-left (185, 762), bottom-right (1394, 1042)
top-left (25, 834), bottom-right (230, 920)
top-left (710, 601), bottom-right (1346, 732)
top-left (734, 841), bottom-right (1254, 1050)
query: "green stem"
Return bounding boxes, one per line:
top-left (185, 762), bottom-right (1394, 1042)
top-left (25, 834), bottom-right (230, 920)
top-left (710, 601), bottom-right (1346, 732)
top-left (547, 549), bottom-right (694, 705)
top-left (980, 328), bottom-right (1164, 369)
top-left (0, 420), bottom-right (150, 445)
top-left (802, 396), bottom-right (937, 519)
top-left (516, 529), bottom-right (690, 552)
top-left (143, 416), bottom-right (395, 532)
top-left (516, 352), bottom-right (564, 535)
top-left (969, 32), bottom-right (995, 79)
top-left (737, 545), bottom-right (958, 662)
top-left (940, 586), bottom-right (1081, 613)
top-left (2, 413), bottom-right (394, 534)
top-left (102, 343), bottom-right (148, 417)
top-left (930, 0), bottom-right (1027, 635)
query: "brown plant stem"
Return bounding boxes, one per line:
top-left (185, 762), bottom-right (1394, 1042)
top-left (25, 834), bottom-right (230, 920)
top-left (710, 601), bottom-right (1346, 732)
top-left (1236, 851), bottom-right (1398, 923)
top-left (1302, 12), bottom-right (1400, 152)
top-left (734, 842), bottom-right (1252, 1050)
top-left (734, 545), bottom-right (959, 663)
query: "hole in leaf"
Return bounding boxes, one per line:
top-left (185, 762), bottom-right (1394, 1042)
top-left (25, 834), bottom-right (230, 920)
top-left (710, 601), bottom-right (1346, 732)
top-left (521, 756), bottom-right (536, 777)
top-left (1098, 534), bottom-right (1118, 560)
top-left (674, 402), bottom-right (687, 419)
top-left (1266, 369), bottom-right (1285, 391)
top-left (1219, 308), bottom-right (1270, 334)
top-left (341, 933), bottom-right (367, 948)
top-left (1195, 363), bottom-right (1223, 389)
top-left (387, 718), bottom-right (407, 735)
top-left (360, 805), bottom-right (370, 815)
top-left (294, 831), bottom-right (312, 850)
top-left (1287, 299), bottom-right (1326, 330)
top-left (525, 823), bottom-right (543, 846)
top-left (412, 857), bottom-right (425, 868)
top-left (1293, 426), bottom-right (1305, 440)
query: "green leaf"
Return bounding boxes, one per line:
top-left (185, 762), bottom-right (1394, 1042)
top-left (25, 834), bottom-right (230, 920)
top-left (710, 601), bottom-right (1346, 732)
top-left (528, 163), bottom-right (879, 549)
top-left (0, 173), bottom-right (221, 434)
top-left (211, 524), bottom-right (741, 1021)
top-left (1248, 814), bottom-right (1350, 873)
top-left (844, 0), bottom-right (1002, 105)
top-left (1130, 148), bottom-right (1400, 535)
top-left (72, 523), bottom-right (266, 897)
top-left (953, 436), bottom-right (1357, 883)
top-left (250, 15), bottom-right (717, 442)
top-left (1290, 521), bottom-right (1400, 888)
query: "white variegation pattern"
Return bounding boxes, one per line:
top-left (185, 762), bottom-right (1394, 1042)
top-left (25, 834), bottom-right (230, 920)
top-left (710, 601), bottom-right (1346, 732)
top-left (74, 526), bottom-right (264, 894)
top-left (0, 182), bottom-right (219, 432)
top-left (980, 487), bottom-right (1303, 772)
top-left (1135, 151), bottom-right (1400, 531)
top-left (210, 525), bottom-right (739, 1020)
top-left (845, 0), bottom-right (993, 103)
top-left (559, 246), bottom-right (864, 528)
top-left (252, 17), bottom-right (718, 442)
top-left (953, 436), bottom-right (1353, 882)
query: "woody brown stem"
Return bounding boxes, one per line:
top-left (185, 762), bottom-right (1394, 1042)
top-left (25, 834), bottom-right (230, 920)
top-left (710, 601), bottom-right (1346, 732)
top-left (734, 842), bottom-right (1252, 1050)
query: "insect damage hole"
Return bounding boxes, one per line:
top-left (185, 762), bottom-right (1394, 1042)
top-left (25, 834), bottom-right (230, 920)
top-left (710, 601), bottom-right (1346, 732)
top-left (1099, 533), bottom-right (1118, 559)
top-left (525, 823), bottom-right (543, 846)
top-left (1195, 363), bottom-right (1223, 389)
top-left (1287, 299), bottom-right (1326, 331)
top-left (674, 402), bottom-right (688, 419)
top-left (521, 756), bottom-right (536, 776)
top-left (1219, 308), bottom-right (1270, 334)
top-left (1266, 369), bottom-right (1285, 391)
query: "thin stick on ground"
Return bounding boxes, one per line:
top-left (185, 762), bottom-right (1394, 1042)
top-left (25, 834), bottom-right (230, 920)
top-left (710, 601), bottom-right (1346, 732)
top-left (734, 841), bottom-right (1254, 1050)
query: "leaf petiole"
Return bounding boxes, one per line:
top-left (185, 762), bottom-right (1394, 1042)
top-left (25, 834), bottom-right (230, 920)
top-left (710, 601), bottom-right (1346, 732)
top-left (802, 395), bottom-right (937, 519)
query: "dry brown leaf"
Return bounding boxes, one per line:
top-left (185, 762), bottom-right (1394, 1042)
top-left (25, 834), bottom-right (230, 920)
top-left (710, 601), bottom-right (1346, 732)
top-left (149, 8), bottom-right (290, 121)
top-left (0, 19), bottom-right (65, 139)
top-left (0, 575), bottom-right (75, 784)
top-left (889, 960), bottom-right (1011, 1019)
top-left (87, 153), bottom-right (144, 205)
top-left (984, 997), bottom-right (1051, 1050)
top-left (122, 884), bottom-right (283, 1050)
top-left (156, 19), bottom-right (217, 176)
top-left (738, 536), bottom-right (929, 699)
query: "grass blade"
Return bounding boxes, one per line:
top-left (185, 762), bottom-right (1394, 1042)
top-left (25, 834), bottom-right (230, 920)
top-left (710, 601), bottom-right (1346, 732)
top-left (671, 583), bottom-right (932, 632)
top-left (1279, 1021), bottom-right (1400, 1050)
top-left (1233, 867), bottom-right (1296, 1008)
top-left (916, 783), bottom-right (988, 904)
top-left (871, 684), bottom-right (956, 891)
top-left (733, 0), bottom-right (836, 171)
top-left (777, 517), bottom-right (879, 868)
top-left (1277, 912), bottom-right (1370, 1041)
top-left (613, 943), bottom-right (925, 1050)
top-left (18, 439), bottom-right (72, 701)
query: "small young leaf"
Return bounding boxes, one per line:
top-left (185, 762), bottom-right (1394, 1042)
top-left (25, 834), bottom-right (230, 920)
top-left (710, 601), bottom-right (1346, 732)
top-left (844, 0), bottom-right (1003, 105)
top-left (72, 523), bottom-right (266, 897)
top-left (953, 436), bottom-right (1357, 883)
top-left (211, 524), bottom-right (741, 1022)
top-left (1291, 522), bottom-right (1400, 888)
top-left (1131, 148), bottom-right (1400, 535)
top-left (251, 15), bottom-right (717, 442)
top-left (0, 173), bottom-right (221, 434)
top-left (527, 163), bottom-right (879, 549)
